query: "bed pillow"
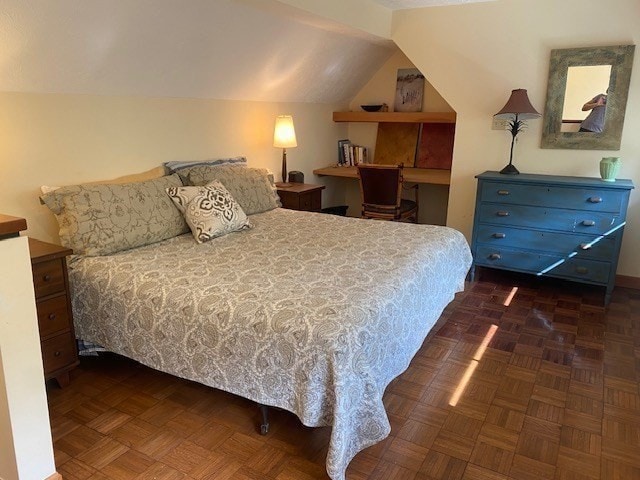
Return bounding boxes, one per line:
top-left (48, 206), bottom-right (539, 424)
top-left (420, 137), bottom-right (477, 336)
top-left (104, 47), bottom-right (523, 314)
top-left (41, 174), bottom-right (189, 256)
top-left (40, 166), bottom-right (168, 194)
top-left (166, 181), bottom-right (251, 243)
top-left (164, 156), bottom-right (247, 173)
top-left (178, 165), bottom-right (279, 215)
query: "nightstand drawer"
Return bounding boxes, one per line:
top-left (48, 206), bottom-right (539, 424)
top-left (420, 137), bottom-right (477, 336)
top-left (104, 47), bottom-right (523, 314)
top-left (37, 295), bottom-right (71, 339)
top-left (41, 333), bottom-right (77, 375)
top-left (480, 181), bottom-right (625, 213)
top-left (277, 183), bottom-right (324, 212)
top-left (474, 224), bottom-right (616, 261)
top-left (30, 238), bottom-right (78, 387)
top-left (477, 203), bottom-right (623, 234)
top-left (32, 258), bottom-right (65, 297)
top-left (299, 191), bottom-right (321, 211)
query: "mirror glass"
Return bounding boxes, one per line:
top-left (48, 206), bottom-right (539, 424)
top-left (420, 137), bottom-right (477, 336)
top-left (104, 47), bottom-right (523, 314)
top-left (541, 45), bottom-right (635, 150)
top-left (561, 65), bottom-right (611, 133)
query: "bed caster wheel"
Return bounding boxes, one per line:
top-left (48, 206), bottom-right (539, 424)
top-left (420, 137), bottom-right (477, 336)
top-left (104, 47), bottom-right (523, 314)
top-left (259, 404), bottom-right (270, 435)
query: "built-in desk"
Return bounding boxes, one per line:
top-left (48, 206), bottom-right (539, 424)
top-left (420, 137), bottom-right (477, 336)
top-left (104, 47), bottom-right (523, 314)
top-left (313, 166), bottom-right (451, 185)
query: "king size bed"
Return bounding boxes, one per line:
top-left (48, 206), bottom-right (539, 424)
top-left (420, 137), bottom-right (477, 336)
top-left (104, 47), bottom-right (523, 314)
top-left (42, 160), bottom-right (472, 479)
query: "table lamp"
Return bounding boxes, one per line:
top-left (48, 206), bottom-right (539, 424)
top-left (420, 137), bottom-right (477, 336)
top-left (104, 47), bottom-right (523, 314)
top-left (273, 115), bottom-right (297, 186)
top-left (494, 89), bottom-right (540, 175)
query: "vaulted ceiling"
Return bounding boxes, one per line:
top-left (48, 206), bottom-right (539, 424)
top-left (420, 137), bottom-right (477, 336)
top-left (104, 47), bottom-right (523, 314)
top-left (0, 0), bottom-right (490, 104)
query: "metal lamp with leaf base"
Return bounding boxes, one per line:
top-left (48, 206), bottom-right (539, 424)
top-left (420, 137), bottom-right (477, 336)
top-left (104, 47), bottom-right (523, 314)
top-left (494, 89), bottom-right (541, 175)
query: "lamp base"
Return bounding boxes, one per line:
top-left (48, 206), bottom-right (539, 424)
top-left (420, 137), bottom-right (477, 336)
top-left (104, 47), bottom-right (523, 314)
top-left (499, 163), bottom-right (520, 175)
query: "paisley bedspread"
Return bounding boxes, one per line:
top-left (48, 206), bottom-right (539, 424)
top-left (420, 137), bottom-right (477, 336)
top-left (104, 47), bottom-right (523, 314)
top-left (69, 208), bottom-right (472, 479)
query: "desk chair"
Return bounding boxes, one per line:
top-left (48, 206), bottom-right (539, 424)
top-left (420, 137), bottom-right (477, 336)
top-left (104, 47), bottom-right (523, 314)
top-left (357, 164), bottom-right (418, 222)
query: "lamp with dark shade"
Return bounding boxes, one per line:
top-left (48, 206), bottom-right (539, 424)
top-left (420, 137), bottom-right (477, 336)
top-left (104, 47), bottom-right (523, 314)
top-left (494, 89), bottom-right (540, 175)
top-left (273, 115), bottom-right (297, 186)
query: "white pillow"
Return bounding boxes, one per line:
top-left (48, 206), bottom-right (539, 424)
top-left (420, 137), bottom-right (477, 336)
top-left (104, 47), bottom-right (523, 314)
top-left (166, 181), bottom-right (252, 243)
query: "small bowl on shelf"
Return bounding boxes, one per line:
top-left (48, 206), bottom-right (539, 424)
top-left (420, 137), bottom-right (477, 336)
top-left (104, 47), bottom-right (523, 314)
top-left (361, 104), bottom-right (384, 112)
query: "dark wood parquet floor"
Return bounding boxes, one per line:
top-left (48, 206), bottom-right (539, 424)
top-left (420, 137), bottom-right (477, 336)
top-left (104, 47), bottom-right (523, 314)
top-left (47, 270), bottom-right (640, 479)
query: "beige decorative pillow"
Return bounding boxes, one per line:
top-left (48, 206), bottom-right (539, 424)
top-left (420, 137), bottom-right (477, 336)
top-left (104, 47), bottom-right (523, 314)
top-left (40, 166), bottom-right (167, 194)
top-left (41, 174), bottom-right (189, 256)
top-left (178, 165), bottom-right (280, 215)
top-left (166, 181), bottom-right (251, 243)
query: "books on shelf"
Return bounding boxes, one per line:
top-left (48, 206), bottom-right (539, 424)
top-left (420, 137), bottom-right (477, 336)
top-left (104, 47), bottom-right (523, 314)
top-left (337, 139), bottom-right (368, 167)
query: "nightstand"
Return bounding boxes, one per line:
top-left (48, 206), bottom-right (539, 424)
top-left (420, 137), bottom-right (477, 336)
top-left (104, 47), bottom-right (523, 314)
top-left (277, 183), bottom-right (325, 212)
top-left (29, 238), bottom-right (79, 387)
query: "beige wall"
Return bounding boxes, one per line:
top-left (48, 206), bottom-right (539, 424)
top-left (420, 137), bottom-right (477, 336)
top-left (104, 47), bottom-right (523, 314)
top-left (336, 50), bottom-right (453, 225)
top-left (392, 0), bottom-right (640, 277)
top-left (0, 92), bottom-right (348, 242)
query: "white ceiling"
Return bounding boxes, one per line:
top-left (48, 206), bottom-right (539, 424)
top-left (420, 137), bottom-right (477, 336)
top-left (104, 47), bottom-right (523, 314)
top-left (0, 0), bottom-right (395, 103)
top-left (370, 0), bottom-right (494, 9)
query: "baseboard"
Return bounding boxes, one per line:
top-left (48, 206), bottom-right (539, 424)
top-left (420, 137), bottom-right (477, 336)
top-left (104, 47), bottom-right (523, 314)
top-left (615, 274), bottom-right (640, 290)
top-left (45, 473), bottom-right (63, 480)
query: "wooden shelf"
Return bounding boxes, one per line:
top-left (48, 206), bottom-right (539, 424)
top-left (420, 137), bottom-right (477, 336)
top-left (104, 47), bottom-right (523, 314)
top-left (332, 111), bottom-right (456, 123)
top-left (313, 166), bottom-right (451, 186)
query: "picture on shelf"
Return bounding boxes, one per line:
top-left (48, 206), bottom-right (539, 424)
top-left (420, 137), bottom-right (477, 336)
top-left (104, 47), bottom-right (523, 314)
top-left (394, 68), bottom-right (425, 112)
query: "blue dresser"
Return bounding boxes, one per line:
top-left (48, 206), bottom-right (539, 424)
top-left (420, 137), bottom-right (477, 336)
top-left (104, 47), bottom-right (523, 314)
top-left (470, 171), bottom-right (634, 304)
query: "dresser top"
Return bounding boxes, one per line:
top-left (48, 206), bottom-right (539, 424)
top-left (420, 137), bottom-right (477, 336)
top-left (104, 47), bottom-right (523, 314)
top-left (476, 171), bottom-right (634, 190)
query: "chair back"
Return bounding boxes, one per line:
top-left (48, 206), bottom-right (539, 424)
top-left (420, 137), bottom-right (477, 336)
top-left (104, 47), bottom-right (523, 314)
top-left (357, 164), bottom-right (403, 211)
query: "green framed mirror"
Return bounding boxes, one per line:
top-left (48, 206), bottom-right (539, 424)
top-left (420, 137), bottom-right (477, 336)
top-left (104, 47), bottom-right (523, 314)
top-left (541, 45), bottom-right (635, 150)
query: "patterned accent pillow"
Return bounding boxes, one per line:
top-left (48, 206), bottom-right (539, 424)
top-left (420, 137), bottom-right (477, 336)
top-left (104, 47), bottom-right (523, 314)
top-left (40, 174), bottom-right (189, 256)
top-left (178, 165), bottom-right (280, 215)
top-left (166, 181), bottom-right (252, 243)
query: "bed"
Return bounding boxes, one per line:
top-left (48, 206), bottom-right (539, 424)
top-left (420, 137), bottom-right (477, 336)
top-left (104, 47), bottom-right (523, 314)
top-left (42, 162), bottom-right (472, 480)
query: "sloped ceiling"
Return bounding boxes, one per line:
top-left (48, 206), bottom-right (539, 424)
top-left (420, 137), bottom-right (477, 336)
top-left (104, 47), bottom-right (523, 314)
top-left (0, 0), bottom-right (395, 103)
top-left (370, 0), bottom-right (494, 9)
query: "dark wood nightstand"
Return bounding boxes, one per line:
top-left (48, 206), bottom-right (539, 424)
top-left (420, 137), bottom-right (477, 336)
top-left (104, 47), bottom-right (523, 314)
top-left (277, 183), bottom-right (325, 212)
top-left (29, 238), bottom-right (79, 387)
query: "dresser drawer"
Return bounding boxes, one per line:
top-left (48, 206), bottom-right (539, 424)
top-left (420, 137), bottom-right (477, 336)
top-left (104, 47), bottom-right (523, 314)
top-left (475, 246), bottom-right (611, 284)
top-left (41, 333), bottom-right (77, 376)
top-left (37, 295), bottom-right (71, 339)
top-left (480, 181), bottom-right (625, 213)
top-left (474, 224), bottom-right (617, 261)
top-left (477, 203), bottom-right (624, 234)
top-left (32, 258), bottom-right (65, 297)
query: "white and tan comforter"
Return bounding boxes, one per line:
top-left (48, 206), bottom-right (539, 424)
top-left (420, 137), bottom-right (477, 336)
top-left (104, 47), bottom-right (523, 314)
top-left (69, 208), bottom-right (472, 479)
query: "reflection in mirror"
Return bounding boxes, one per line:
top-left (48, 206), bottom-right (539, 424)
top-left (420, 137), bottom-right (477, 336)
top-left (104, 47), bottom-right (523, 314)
top-left (541, 45), bottom-right (635, 150)
top-left (561, 65), bottom-right (612, 133)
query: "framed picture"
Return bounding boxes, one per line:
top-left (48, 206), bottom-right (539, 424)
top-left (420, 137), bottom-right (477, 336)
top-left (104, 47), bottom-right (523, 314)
top-left (394, 68), bottom-right (425, 112)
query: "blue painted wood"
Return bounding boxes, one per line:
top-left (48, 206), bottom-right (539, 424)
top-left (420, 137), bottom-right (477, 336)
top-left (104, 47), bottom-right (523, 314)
top-left (474, 224), bottom-right (616, 261)
top-left (471, 171), bottom-right (634, 304)
top-left (477, 203), bottom-right (625, 234)
top-left (480, 181), bottom-right (625, 213)
top-left (474, 245), bottom-right (611, 284)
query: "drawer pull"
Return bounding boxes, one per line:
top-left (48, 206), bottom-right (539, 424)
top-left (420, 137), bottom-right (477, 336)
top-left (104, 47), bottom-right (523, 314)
top-left (492, 233), bottom-right (506, 239)
top-left (488, 253), bottom-right (501, 260)
top-left (575, 266), bottom-right (589, 274)
top-left (497, 190), bottom-right (510, 195)
top-left (579, 243), bottom-right (591, 250)
top-left (582, 220), bottom-right (595, 226)
top-left (496, 211), bottom-right (510, 217)
top-left (43, 274), bottom-right (51, 282)
top-left (588, 196), bottom-right (603, 203)
top-left (48, 313), bottom-right (57, 321)
top-left (54, 351), bottom-right (61, 357)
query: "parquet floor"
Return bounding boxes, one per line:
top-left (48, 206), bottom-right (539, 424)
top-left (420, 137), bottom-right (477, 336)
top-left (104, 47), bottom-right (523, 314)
top-left (47, 270), bottom-right (640, 479)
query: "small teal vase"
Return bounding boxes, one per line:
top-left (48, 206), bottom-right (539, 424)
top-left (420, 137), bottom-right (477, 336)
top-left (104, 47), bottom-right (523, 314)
top-left (600, 157), bottom-right (621, 182)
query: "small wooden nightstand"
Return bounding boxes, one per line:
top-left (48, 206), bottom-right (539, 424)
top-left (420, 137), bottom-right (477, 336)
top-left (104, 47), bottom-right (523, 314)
top-left (29, 238), bottom-right (79, 387)
top-left (277, 183), bottom-right (325, 212)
